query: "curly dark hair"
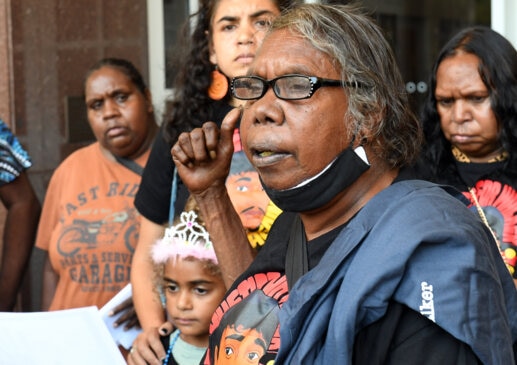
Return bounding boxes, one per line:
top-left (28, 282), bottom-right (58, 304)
top-left (163, 0), bottom-right (299, 145)
top-left (421, 26), bottom-right (517, 180)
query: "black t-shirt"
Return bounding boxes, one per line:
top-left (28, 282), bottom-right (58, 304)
top-left (135, 102), bottom-right (233, 224)
top-left (414, 156), bottom-right (517, 278)
top-left (244, 211), bottom-right (342, 275)
top-left (455, 160), bottom-right (512, 189)
top-left (209, 187), bottom-right (482, 364)
top-left (353, 301), bottom-right (482, 364)
top-left (412, 155), bottom-right (517, 192)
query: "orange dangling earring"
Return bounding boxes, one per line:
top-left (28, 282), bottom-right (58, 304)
top-left (208, 67), bottom-right (229, 100)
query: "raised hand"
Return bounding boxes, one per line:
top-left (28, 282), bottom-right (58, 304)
top-left (171, 107), bottom-right (242, 195)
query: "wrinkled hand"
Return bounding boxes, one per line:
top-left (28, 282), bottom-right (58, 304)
top-left (171, 107), bottom-right (242, 194)
top-left (109, 296), bottom-right (140, 330)
top-left (127, 322), bottom-right (174, 365)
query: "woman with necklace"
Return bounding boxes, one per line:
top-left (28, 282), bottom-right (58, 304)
top-left (128, 198), bottom-right (226, 365)
top-left (419, 26), bottom-right (517, 285)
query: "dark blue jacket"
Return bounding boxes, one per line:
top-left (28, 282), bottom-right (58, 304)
top-left (277, 180), bottom-right (517, 364)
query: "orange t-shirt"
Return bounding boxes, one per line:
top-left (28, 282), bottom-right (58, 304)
top-left (35, 142), bottom-right (149, 310)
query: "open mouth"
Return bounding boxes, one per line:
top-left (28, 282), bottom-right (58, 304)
top-left (257, 151), bottom-right (275, 157)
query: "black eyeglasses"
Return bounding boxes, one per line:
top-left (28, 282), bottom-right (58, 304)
top-left (231, 74), bottom-right (361, 101)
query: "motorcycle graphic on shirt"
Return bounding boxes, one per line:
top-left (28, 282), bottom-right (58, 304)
top-left (57, 207), bottom-right (139, 257)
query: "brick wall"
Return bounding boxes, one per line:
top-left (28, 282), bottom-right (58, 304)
top-left (2, 0), bottom-right (149, 310)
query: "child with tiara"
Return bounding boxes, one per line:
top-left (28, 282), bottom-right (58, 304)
top-left (144, 198), bottom-right (226, 365)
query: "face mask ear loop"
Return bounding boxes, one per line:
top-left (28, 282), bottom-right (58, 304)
top-left (349, 134), bottom-right (370, 165)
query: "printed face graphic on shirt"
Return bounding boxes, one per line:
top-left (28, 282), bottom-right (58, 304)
top-left (215, 325), bottom-right (266, 365)
top-left (227, 152), bottom-right (269, 231)
top-left (208, 279), bottom-right (288, 365)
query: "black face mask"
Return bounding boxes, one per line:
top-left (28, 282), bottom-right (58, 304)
top-left (261, 147), bottom-right (370, 212)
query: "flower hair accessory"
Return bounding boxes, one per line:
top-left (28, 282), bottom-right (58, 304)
top-left (151, 211), bottom-right (218, 265)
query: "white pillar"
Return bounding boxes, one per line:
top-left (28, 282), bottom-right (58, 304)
top-left (491, 0), bottom-right (517, 48)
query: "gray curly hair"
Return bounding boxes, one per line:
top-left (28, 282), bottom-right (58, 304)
top-left (270, 4), bottom-right (422, 167)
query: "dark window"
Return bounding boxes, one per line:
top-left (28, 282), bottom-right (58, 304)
top-left (163, 0), bottom-right (191, 88)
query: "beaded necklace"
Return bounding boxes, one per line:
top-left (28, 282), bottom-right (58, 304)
top-left (163, 331), bottom-right (181, 365)
top-left (451, 146), bottom-right (505, 254)
top-left (467, 186), bottom-right (503, 253)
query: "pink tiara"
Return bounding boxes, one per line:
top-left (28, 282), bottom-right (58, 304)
top-left (151, 211), bottom-right (218, 265)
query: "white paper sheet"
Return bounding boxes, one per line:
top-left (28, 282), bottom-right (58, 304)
top-left (99, 283), bottom-right (142, 349)
top-left (0, 306), bottom-right (126, 365)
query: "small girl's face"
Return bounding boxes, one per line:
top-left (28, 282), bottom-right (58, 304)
top-left (163, 257), bottom-right (226, 347)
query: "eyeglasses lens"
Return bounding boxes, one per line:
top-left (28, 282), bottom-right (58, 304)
top-left (275, 76), bottom-right (310, 99)
top-left (234, 76), bottom-right (312, 100)
top-left (233, 78), bottom-right (262, 100)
